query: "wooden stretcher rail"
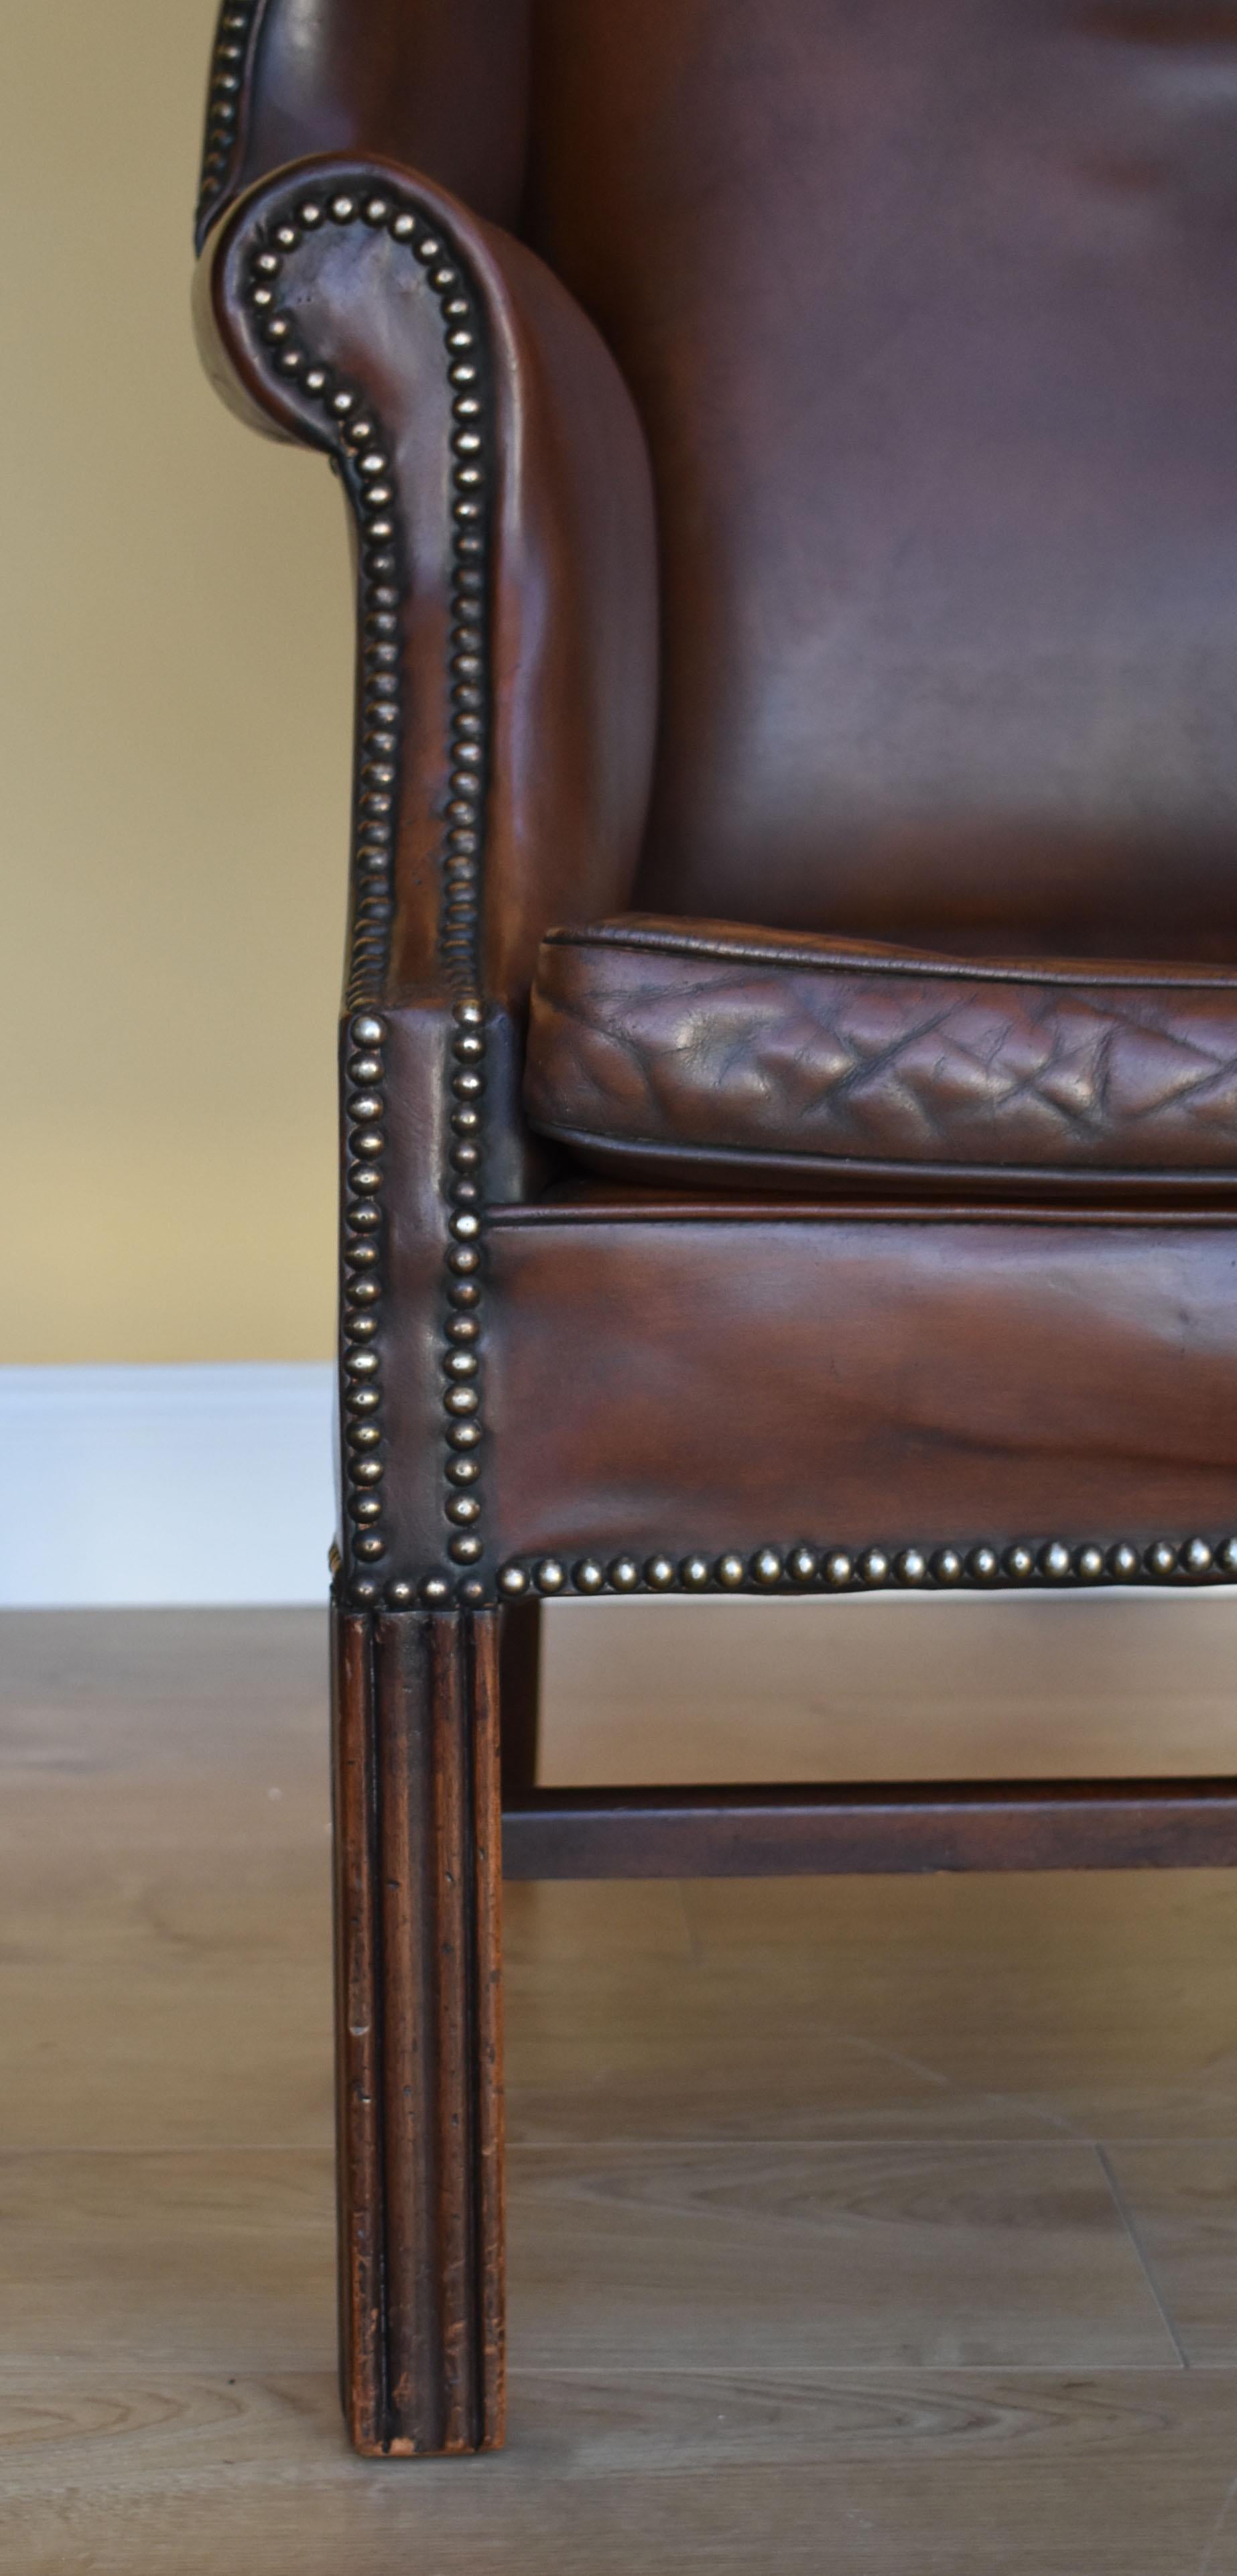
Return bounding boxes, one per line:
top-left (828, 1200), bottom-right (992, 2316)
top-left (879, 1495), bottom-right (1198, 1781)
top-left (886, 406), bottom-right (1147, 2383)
top-left (501, 1777), bottom-right (1237, 1877)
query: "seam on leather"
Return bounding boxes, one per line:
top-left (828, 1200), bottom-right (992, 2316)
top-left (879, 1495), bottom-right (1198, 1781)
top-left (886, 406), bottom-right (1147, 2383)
top-left (486, 1198), bottom-right (1237, 1228)
top-left (539, 922), bottom-right (1237, 993)
top-left (527, 1117), bottom-right (1237, 1197)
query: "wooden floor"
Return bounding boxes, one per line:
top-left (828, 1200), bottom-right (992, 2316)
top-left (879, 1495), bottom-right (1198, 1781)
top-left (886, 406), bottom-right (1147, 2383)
top-left (6, 1602), bottom-right (1237, 2572)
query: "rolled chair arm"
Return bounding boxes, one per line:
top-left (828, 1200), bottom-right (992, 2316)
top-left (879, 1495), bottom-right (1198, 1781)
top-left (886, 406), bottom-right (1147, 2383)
top-left (194, 154), bottom-right (659, 1025)
top-left (194, 155), bottom-right (659, 1604)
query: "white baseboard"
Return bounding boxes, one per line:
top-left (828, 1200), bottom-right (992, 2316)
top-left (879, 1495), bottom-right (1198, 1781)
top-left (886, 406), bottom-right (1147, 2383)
top-left (0, 1364), bottom-right (335, 1606)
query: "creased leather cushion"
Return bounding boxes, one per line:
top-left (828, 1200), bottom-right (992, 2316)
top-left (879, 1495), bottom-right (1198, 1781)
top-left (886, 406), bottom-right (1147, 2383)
top-left (524, 917), bottom-right (1237, 1198)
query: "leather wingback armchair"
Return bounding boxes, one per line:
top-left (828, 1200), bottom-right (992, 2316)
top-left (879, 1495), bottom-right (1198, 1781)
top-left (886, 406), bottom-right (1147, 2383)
top-left (194, 0), bottom-right (1237, 2458)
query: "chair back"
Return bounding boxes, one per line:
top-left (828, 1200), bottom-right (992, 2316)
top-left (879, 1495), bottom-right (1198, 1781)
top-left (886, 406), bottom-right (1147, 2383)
top-left (526, 0), bottom-right (1237, 955)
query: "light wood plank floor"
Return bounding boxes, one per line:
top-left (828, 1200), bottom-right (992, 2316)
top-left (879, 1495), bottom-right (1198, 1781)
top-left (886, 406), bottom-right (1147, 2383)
top-left (5, 1601), bottom-right (1237, 2573)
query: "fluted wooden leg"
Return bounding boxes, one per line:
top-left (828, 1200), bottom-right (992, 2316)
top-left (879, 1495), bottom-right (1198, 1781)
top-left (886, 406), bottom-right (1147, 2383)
top-left (330, 1604), bottom-right (505, 2456)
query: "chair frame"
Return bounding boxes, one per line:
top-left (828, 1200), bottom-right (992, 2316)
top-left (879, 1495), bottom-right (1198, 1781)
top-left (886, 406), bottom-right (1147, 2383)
top-left (196, 142), bottom-right (1237, 2460)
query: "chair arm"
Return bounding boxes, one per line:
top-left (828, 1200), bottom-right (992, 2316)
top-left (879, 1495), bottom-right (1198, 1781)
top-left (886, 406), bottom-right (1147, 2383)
top-left (195, 155), bottom-right (659, 1604)
top-left (194, 152), bottom-right (659, 1024)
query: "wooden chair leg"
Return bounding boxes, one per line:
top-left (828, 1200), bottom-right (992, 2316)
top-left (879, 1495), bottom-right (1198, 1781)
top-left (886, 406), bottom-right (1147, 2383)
top-left (499, 1596), bottom-right (543, 1803)
top-left (330, 1602), bottom-right (505, 2456)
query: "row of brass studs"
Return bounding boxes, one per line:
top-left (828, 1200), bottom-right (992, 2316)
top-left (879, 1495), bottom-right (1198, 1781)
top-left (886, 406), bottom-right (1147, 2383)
top-left (416, 996), bottom-right (491, 1607)
top-left (241, 186), bottom-right (493, 1605)
top-left (422, 217), bottom-right (492, 1607)
top-left (196, 0), bottom-right (261, 241)
top-left (340, 1010), bottom-right (389, 1597)
top-left (498, 1533), bottom-right (1237, 1599)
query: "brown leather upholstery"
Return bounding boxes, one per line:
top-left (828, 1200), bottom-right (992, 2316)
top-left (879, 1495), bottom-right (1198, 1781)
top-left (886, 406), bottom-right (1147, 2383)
top-left (205, 0), bottom-right (1237, 961)
top-left (193, 0), bottom-right (1237, 1586)
top-left (481, 1194), bottom-right (1237, 1569)
top-left (195, 0), bottom-right (1237, 1585)
top-left (527, 0), bottom-right (1237, 958)
top-left (196, 0), bottom-right (1237, 2466)
top-left (525, 917), bottom-right (1237, 1198)
top-left (196, 157), bottom-right (657, 1015)
top-left (199, 0), bottom-right (531, 248)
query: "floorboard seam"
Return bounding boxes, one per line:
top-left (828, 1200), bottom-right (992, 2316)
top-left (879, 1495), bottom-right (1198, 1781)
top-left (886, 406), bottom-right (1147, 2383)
top-left (1194, 2463), bottom-right (1237, 2575)
top-left (1096, 2143), bottom-right (1191, 2370)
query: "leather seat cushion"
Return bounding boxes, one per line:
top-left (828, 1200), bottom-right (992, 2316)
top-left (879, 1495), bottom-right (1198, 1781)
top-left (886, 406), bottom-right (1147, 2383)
top-left (524, 916), bottom-right (1237, 1199)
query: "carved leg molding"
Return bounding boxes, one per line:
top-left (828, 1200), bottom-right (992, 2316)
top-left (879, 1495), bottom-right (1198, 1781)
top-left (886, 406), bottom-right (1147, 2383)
top-left (331, 1605), bottom-right (505, 2455)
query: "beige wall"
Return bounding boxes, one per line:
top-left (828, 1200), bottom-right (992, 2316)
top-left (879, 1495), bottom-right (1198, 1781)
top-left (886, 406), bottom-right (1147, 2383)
top-left (1, 1), bottom-right (354, 1360)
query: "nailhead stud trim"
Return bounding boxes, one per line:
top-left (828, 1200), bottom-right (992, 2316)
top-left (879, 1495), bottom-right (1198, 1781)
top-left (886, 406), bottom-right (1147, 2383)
top-left (196, 1), bottom-right (265, 245)
top-left (229, 179), bottom-right (1237, 1628)
top-left (498, 1533), bottom-right (1237, 1599)
top-left (239, 183), bottom-right (493, 1608)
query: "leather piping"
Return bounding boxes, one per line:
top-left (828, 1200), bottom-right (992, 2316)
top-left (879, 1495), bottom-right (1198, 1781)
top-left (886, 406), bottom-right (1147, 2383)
top-left (529, 1120), bottom-right (1237, 1206)
top-left (541, 919), bottom-right (1237, 994)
